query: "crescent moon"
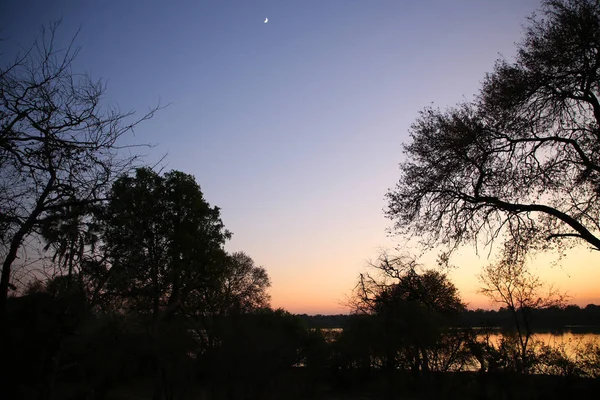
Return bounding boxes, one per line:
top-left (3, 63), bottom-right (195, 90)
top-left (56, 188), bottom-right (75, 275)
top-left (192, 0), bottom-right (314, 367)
top-left (264, 18), bottom-right (268, 23)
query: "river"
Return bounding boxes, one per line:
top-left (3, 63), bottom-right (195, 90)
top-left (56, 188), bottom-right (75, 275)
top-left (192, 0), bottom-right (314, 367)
top-left (481, 331), bottom-right (600, 355)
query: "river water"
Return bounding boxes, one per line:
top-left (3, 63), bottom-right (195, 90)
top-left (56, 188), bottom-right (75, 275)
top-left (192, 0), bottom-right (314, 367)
top-left (482, 331), bottom-right (600, 354)
top-left (321, 328), bottom-right (600, 359)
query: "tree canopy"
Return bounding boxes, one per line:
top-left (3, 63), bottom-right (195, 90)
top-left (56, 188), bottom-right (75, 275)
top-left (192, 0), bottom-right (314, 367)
top-left (349, 252), bottom-right (467, 376)
top-left (205, 251), bottom-right (271, 315)
top-left (104, 168), bottom-right (232, 319)
top-left (386, 0), bottom-right (600, 263)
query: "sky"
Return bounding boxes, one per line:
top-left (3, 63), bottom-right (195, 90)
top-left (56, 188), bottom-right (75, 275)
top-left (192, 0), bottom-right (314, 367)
top-left (2, 0), bottom-right (599, 314)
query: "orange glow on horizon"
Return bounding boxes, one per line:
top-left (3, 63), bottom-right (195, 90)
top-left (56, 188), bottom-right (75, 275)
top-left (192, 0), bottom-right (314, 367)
top-left (267, 245), bottom-right (600, 315)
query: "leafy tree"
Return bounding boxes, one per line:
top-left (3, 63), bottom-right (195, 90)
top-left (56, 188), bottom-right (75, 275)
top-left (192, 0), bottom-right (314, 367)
top-left (102, 167), bottom-right (232, 400)
top-left (203, 251), bottom-right (271, 315)
top-left (38, 202), bottom-right (110, 310)
top-left (350, 253), bottom-right (466, 379)
top-left (386, 0), bottom-right (600, 264)
top-left (104, 167), bottom-right (230, 320)
top-left (0, 22), bottom-right (158, 314)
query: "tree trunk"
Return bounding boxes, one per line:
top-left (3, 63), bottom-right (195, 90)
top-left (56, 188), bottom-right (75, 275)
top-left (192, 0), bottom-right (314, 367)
top-left (0, 173), bottom-right (54, 319)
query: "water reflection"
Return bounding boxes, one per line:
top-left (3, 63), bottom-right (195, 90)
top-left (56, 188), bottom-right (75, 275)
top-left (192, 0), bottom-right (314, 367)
top-left (483, 331), bottom-right (600, 353)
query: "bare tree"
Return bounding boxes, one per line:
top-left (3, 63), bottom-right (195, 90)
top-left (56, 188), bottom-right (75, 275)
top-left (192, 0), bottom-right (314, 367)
top-left (386, 0), bottom-right (600, 265)
top-left (478, 261), bottom-right (566, 373)
top-left (0, 22), bottom-right (159, 316)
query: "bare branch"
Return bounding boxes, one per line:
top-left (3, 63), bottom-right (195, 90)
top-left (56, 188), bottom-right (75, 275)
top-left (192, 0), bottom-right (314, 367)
top-left (0, 22), bottom-right (158, 314)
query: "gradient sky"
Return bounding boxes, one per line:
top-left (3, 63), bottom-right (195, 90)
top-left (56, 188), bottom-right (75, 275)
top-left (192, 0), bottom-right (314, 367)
top-left (2, 0), bottom-right (599, 314)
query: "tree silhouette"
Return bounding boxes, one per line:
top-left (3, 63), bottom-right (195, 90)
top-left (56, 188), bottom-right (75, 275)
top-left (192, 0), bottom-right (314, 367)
top-left (386, 0), bottom-right (600, 264)
top-left (104, 167), bottom-right (230, 321)
top-left (478, 261), bottom-right (566, 373)
top-left (203, 251), bottom-right (271, 315)
top-left (0, 22), bottom-right (158, 315)
top-left (103, 167), bottom-right (231, 400)
top-left (39, 202), bottom-right (106, 306)
top-left (350, 252), bottom-right (466, 380)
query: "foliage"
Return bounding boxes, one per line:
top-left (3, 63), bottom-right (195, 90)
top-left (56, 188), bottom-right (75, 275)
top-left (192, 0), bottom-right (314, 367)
top-left (38, 203), bottom-right (108, 308)
top-left (351, 253), bottom-right (465, 318)
top-left (6, 6), bottom-right (600, 397)
top-left (350, 252), bottom-right (466, 378)
top-left (536, 340), bottom-right (582, 376)
top-left (4, 160), bottom-right (273, 398)
top-left (104, 167), bottom-right (231, 318)
top-left (201, 251), bottom-right (271, 315)
top-left (386, 0), bottom-right (600, 264)
top-left (576, 339), bottom-right (600, 378)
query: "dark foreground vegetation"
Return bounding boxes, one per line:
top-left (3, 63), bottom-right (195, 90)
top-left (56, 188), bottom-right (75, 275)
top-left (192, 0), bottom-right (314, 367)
top-left (3, 0), bottom-right (600, 398)
top-left (4, 292), bottom-right (600, 399)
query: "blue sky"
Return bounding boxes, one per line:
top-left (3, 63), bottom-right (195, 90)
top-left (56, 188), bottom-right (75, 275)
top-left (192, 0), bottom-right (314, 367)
top-left (7, 0), bottom-right (595, 314)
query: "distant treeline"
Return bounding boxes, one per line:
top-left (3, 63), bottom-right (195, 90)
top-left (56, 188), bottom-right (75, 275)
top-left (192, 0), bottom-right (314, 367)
top-left (298, 304), bottom-right (600, 331)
